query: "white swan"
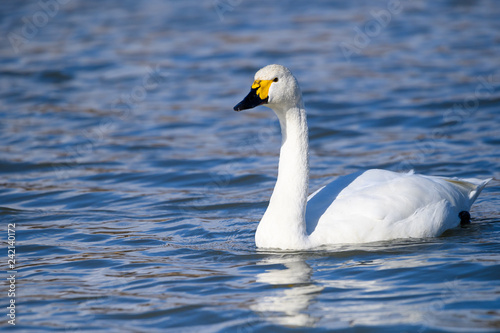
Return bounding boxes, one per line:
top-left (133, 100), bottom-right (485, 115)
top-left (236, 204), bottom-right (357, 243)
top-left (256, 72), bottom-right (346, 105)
top-left (234, 64), bottom-right (491, 250)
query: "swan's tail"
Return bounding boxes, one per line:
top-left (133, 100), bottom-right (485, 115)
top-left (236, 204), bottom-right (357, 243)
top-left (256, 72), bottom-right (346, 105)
top-left (443, 177), bottom-right (492, 204)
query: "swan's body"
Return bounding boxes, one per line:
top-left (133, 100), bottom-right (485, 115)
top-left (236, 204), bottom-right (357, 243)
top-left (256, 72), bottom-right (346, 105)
top-left (234, 64), bottom-right (490, 250)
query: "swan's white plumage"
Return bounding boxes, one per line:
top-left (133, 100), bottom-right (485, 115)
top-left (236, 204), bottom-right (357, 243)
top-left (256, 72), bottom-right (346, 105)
top-left (234, 64), bottom-right (490, 250)
top-left (307, 169), bottom-right (489, 245)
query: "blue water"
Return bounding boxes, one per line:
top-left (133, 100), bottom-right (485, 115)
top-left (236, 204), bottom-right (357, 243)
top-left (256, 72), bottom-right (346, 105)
top-left (1, 0), bottom-right (500, 332)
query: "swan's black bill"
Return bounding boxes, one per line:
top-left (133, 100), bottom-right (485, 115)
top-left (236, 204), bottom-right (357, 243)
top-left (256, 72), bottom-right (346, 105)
top-left (234, 88), bottom-right (268, 111)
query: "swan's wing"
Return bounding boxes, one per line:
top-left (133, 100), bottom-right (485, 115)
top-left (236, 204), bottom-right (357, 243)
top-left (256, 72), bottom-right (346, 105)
top-left (305, 170), bottom-right (364, 234)
top-left (306, 169), bottom-right (490, 243)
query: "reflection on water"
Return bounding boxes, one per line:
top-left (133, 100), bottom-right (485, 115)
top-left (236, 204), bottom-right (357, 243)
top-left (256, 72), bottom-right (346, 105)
top-left (251, 243), bottom-right (500, 331)
top-left (252, 255), bottom-right (323, 327)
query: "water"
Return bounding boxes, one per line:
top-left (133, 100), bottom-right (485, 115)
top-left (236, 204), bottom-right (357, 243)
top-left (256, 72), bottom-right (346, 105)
top-left (1, 0), bottom-right (499, 331)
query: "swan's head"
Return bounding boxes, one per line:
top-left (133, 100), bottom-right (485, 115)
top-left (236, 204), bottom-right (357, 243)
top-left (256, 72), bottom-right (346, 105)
top-left (234, 64), bottom-right (302, 112)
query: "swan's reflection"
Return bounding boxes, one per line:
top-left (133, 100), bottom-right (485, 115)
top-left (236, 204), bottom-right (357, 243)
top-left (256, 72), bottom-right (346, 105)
top-left (250, 255), bottom-right (324, 327)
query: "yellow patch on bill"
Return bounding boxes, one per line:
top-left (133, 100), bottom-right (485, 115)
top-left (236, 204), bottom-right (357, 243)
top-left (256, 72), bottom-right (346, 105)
top-left (252, 79), bottom-right (273, 100)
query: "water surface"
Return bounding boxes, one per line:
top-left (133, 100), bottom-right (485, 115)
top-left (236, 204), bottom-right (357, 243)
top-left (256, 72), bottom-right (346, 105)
top-left (1, 0), bottom-right (500, 332)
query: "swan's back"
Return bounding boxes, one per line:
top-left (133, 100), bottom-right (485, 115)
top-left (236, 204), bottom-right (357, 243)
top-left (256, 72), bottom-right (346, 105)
top-left (306, 170), bottom-right (490, 245)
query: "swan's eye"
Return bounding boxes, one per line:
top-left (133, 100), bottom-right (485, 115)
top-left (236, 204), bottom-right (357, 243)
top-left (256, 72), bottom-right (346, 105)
top-left (273, 77), bottom-right (278, 82)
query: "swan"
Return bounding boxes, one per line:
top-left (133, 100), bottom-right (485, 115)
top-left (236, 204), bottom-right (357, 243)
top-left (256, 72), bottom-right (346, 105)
top-left (233, 64), bottom-right (491, 250)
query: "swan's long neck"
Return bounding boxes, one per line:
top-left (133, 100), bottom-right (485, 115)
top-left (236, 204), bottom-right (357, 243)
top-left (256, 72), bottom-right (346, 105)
top-left (256, 104), bottom-right (310, 249)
